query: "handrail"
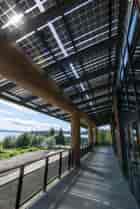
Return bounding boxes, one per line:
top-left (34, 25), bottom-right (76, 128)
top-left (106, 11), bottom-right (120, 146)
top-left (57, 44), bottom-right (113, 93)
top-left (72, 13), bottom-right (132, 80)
top-left (0, 149), bottom-right (67, 174)
top-left (0, 144), bottom-right (90, 174)
top-left (0, 144), bottom-right (91, 209)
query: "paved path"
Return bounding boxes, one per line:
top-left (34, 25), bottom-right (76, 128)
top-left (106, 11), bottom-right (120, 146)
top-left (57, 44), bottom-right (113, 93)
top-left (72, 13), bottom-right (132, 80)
top-left (29, 147), bottom-right (139, 209)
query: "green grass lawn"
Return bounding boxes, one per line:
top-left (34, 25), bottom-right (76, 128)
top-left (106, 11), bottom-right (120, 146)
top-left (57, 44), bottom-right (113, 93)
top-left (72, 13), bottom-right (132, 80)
top-left (0, 147), bottom-right (47, 160)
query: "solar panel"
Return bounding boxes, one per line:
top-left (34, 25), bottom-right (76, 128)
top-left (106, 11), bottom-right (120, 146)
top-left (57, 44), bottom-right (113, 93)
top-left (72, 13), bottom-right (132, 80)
top-left (0, 0), bottom-right (121, 124)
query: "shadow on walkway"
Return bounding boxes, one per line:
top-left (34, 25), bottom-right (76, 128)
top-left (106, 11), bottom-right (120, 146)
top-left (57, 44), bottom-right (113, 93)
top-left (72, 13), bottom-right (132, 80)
top-left (29, 147), bottom-right (139, 209)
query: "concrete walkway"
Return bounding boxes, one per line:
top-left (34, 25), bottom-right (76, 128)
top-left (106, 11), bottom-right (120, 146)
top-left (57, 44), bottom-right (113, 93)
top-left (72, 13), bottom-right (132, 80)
top-left (29, 147), bottom-right (139, 209)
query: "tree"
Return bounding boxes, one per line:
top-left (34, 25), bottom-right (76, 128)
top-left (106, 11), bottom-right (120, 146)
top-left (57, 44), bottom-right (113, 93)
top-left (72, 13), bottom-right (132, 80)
top-left (0, 142), bottom-right (3, 151)
top-left (16, 133), bottom-right (32, 148)
top-left (55, 129), bottom-right (65, 145)
top-left (97, 129), bottom-right (112, 145)
top-left (47, 137), bottom-right (55, 149)
top-left (106, 130), bottom-right (112, 144)
top-left (48, 128), bottom-right (55, 136)
top-left (32, 136), bottom-right (45, 147)
top-left (3, 136), bottom-right (16, 149)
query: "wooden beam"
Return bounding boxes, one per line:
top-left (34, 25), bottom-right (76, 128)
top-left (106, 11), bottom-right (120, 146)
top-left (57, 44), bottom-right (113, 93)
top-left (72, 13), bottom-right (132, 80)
top-left (0, 40), bottom-right (72, 112)
top-left (113, 95), bottom-right (123, 162)
top-left (0, 39), bottom-right (92, 123)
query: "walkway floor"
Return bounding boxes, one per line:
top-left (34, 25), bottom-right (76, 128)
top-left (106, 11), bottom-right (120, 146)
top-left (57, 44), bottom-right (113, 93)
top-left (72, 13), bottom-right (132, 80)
top-left (29, 147), bottom-right (139, 209)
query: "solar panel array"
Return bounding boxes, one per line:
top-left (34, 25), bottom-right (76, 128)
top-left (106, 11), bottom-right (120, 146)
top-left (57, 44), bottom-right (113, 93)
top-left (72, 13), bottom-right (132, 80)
top-left (0, 0), bottom-right (121, 124)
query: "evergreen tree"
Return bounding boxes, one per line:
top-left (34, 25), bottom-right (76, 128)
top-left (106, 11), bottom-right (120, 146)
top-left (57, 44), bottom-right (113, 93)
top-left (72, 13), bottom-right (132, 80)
top-left (3, 136), bottom-right (16, 149)
top-left (55, 128), bottom-right (65, 145)
top-left (48, 128), bottom-right (55, 136)
top-left (16, 133), bottom-right (32, 148)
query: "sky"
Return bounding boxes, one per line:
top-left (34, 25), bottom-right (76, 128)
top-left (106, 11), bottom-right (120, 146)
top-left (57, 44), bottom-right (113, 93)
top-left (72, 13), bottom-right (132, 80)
top-left (0, 98), bottom-right (71, 139)
top-left (0, 98), bottom-right (110, 140)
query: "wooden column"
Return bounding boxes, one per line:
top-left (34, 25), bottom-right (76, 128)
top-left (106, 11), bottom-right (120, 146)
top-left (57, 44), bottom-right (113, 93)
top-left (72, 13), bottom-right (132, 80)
top-left (88, 123), bottom-right (94, 148)
top-left (136, 122), bottom-right (140, 145)
top-left (111, 122), bottom-right (117, 154)
top-left (113, 95), bottom-right (123, 163)
top-left (95, 127), bottom-right (98, 145)
top-left (93, 126), bottom-right (97, 145)
top-left (71, 111), bottom-right (80, 167)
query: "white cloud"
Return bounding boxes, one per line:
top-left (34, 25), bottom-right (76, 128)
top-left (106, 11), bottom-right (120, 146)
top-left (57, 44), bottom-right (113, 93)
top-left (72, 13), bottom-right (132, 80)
top-left (0, 109), bottom-right (14, 116)
top-left (0, 99), bottom-right (38, 115)
top-left (0, 100), bottom-right (70, 132)
top-left (1, 116), bottom-right (63, 131)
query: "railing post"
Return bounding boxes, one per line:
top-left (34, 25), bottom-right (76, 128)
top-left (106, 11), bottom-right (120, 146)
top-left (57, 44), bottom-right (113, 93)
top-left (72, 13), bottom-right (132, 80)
top-left (59, 152), bottom-right (62, 178)
top-left (43, 157), bottom-right (48, 192)
top-left (15, 166), bottom-right (24, 209)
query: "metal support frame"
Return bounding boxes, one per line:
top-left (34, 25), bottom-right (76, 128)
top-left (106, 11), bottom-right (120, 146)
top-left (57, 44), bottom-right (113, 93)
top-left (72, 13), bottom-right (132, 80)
top-left (55, 0), bottom-right (95, 110)
top-left (37, 30), bottom-right (84, 108)
top-left (71, 112), bottom-right (81, 167)
top-left (118, 1), bottom-right (139, 113)
top-left (108, 0), bottom-right (113, 96)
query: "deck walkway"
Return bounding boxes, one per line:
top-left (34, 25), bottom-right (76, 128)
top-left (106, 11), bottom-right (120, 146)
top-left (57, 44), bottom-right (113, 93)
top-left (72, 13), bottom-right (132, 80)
top-left (29, 147), bottom-right (139, 209)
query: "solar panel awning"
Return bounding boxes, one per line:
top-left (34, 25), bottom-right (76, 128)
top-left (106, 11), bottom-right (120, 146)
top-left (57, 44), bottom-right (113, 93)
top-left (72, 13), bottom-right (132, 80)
top-left (0, 0), bottom-right (125, 125)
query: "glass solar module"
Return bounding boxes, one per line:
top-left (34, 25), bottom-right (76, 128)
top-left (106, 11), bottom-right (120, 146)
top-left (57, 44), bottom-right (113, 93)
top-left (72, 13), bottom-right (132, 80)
top-left (0, 0), bottom-right (120, 123)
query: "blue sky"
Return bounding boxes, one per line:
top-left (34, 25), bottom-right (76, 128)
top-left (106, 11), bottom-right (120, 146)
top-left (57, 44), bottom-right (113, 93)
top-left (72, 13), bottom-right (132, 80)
top-left (0, 98), bottom-right (109, 140)
top-left (0, 99), bottom-right (70, 134)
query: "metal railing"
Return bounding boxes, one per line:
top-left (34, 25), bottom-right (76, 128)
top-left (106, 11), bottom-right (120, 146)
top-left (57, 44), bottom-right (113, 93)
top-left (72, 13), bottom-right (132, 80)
top-left (129, 160), bottom-right (140, 205)
top-left (0, 144), bottom-right (90, 209)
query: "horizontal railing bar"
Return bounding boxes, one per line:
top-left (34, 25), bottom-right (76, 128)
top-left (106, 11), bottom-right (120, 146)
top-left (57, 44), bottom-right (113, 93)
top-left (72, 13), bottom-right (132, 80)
top-left (0, 145), bottom-right (89, 174)
top-left (0, 149), bottom-right (69, 174)
top-left (0, 144), bottom-right (90, 209)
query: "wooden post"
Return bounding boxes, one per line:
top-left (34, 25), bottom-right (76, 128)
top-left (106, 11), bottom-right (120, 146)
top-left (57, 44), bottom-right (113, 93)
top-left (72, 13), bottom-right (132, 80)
top-left (88, 123), bottom-right (94, 149)
top-left (113, 95), bottom-right (123, 163)
top-left (71, 111), bottom-right (80, 167)
top-left (136, 122), bottom-right (140, 145)
top-left (93, 126), bottom-right (96, 145)
top-left (0, 39), bottom-right (93, 124)
top-left (95, 127), bottom-right (98, 145)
